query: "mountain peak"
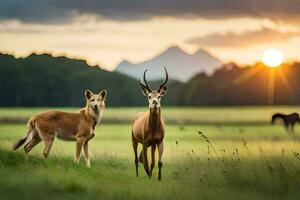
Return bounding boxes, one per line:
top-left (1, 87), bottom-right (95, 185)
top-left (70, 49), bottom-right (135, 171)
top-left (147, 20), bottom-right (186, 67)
top-left (164, 46), bottom-right (187, 54)
top-left (165, 45), bottom-right (182, 51)
top-left (158, 46), bottom-right (190, 59)
top-left (193, 49), bottom-right (222, 63)
top-left (118, 59), bottom-right (132, 66)
top-left (193, 49), bottom-right (211, 56)
top-left (115, 46), bottom-right (223, 82)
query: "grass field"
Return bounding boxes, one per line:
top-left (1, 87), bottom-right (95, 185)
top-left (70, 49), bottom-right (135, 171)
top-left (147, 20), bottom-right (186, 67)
top-left (1, 107), bottom-right (300, 199)
top-left (1, 106), bottom-right (300, 124)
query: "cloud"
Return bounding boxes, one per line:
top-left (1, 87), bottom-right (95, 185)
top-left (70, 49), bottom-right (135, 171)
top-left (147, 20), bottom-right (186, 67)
top-left (186, 28), bottom-right (299, 48)
top-left (1, 0), bottom-right (300, 23)
top-left (0, 0), bottom-right (78, 24)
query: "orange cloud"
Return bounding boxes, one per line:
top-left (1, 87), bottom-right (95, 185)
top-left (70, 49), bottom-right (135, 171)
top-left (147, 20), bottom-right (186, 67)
top-left (186, 28), bottom-right (299, 48)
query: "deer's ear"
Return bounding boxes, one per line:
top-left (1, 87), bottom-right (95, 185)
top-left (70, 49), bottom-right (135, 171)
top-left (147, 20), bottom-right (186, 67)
top-left (159, 86), bottom-right (167, 96)
top-left (141, 87), bottom-right (148, 96)
top-left (99, 89), bottom-right (107, 101)
top-left (85, 89), bottom-right (94, 100)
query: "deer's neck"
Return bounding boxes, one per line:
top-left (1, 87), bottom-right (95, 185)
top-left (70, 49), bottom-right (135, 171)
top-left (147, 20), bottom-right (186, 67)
top-left (148, 107), bottom-right (161, 132)
top-left (85, 106), bottom-right (100, 130)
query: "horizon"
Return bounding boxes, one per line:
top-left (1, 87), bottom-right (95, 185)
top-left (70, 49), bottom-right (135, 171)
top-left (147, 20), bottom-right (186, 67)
top-left (1, 45), bottom-right (299, 72)
top-left (2, 48), bottom-right (299, 73)
top-left (0, 45), bottom-right (224, 70)
top-left (1, 1), bottom-right (300, 70)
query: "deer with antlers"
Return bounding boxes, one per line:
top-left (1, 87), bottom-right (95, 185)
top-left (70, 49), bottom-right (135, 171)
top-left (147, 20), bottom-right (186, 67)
top-left (131, 67), bottom-right (168, 181)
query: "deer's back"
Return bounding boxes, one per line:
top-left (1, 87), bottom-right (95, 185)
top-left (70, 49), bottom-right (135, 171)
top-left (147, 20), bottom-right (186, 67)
top-left (33, 110), bottom-right (90, 140)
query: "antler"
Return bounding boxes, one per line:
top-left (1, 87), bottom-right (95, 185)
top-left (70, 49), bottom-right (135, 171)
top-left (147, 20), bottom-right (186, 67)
top-left (139, 69), bottom-right (151, 92)
top-left (158, 67), bottom-right (168, 92)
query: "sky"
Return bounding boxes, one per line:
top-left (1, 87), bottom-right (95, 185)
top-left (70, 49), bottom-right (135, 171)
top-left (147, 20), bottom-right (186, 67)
top-left (1, 0), bottom-right (300, 71)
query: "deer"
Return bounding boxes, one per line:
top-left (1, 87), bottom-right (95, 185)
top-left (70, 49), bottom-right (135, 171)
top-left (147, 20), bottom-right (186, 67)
top-left (271, 112), bottom-right (300, 136)
top-left (131, 67), bottom-right (168, 181)
top-left (13, 89), bottom-right (107, 167)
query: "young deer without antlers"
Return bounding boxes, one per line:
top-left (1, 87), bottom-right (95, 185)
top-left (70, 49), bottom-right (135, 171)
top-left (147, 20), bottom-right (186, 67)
top-left (13, 89), bottom-right (107, 167)
top-left (131, 68), bottom-right (168, 180)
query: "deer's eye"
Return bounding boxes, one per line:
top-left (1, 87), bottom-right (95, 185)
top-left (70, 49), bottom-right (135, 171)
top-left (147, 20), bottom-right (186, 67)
top-left (90, 99), bottom-right (95, 102)
top-left (148, 96), bottom-right (151, 99)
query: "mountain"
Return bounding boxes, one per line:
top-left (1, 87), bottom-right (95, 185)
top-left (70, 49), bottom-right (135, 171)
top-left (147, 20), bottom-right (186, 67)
top-left (0, 52), bottom-right (186, 107)
top-left (2, 52), bottom-right (300, 107)
top-left (115, 46), bottom-right (222, 82)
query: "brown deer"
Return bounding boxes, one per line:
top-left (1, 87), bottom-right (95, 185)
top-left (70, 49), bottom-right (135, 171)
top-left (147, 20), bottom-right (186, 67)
top-left (131, 68), bottom-right (168, 181)
top-left (13, 89), bottom-right (107, 167)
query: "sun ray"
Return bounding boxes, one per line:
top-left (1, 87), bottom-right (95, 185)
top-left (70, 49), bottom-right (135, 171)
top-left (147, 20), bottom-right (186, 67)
top-left (277, 66), bottom-right (292, 92)
top-left (233, 64), bottom-right (264, 85)
top-left (267, 69), bottom-right (276, 104)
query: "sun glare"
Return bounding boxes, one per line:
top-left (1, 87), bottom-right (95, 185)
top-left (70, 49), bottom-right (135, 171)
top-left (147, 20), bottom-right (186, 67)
top-left (262, 48), bottom-right (284, 68)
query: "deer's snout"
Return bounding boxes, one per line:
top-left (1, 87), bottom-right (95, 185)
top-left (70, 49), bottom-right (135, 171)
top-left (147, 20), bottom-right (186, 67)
top-left (152, 99), bottom-right (158, 105)
top-left (93, 105), bottom-right (99, 113)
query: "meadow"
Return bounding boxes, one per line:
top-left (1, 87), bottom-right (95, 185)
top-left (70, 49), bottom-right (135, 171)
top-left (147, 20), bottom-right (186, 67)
top-left (1, 106), bottom-right (300, 124)
top-left (0, 107), bottom-right (300, 199)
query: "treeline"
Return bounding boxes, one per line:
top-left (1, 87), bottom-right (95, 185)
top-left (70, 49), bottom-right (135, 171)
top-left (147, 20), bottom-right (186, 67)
top-left (179, 63), bottom-right (300, 105)
top-left (0, 53), bottom-right (181, 107)
top-left (0, 53), bottom-right (300, 107)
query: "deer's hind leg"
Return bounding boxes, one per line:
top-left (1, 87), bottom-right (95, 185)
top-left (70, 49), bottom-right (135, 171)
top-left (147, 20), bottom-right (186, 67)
top-left (42, 135), bottom-right (55, 159)
top-left (24, 131), bottom-right (41, 160)
top-left (35, 125), bottom-right (55, 159)
top-left (284, 121), bottom-right (290, 133)
top-left (35, 130), bottom-right (54, 159)
top-left (290, 122), bottom-right (296, 139)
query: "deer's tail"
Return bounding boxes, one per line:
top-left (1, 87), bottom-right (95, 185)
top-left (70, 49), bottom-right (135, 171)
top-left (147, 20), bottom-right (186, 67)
top-left (12, 117), bottom-right (35, 150)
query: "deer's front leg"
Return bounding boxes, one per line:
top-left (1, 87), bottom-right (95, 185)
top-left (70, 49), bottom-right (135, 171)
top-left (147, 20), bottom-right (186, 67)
top-left (75, 136), bottom-right (86, 165)
top-left (157, 141), bottom-right (164, 181)
top-left (142, 145), bottom-right (150, 177)
top-left (150, 144), bottom-right (156, 177)
top-left (83, 141), bottom-right (91, 168)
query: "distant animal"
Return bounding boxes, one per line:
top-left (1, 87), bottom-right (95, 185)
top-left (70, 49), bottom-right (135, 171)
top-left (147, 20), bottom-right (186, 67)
top-left (131, 67), bottom-right (168, 180)
top-left (13, 89), bottom-right (107, 167)
top-left (271, 113), bottom-right (300, 133)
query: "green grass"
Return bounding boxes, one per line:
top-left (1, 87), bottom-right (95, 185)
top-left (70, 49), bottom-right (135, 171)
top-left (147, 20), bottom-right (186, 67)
top-left (1, 117), bottom-right (300, 199)
top-left (1, 106), bottom-right (300, 124)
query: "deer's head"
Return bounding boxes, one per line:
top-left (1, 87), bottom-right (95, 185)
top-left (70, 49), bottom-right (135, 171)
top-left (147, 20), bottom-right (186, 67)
top-left (85, 89), bottom-right (107, 114)
top-left (139, 67), bottom-right (168, 108)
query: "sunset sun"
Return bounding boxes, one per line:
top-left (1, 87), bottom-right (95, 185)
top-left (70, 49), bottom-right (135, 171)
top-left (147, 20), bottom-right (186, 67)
top-left (262, 48), bottom-right (284, 67)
